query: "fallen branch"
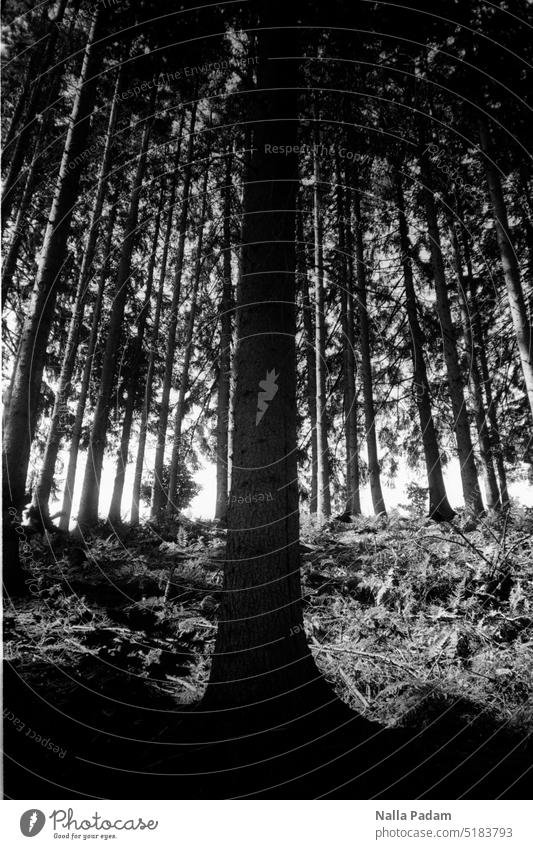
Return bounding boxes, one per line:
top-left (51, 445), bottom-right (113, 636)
top-left (311, 640), bottom-right (420, 678)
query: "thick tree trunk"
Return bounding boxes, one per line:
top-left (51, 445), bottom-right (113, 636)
top-left (336, 166), bottom-right (361, 516)
top-left (151, 103), bottom-right (197, 518)
top-left (395, 170), bottom-right (454, 520)
top-left (77, 103), bottom-right (154, 527)
top-left (419, 146), bottom-right (484, 514)
top-left (32, 70), bottom-right (122, 521)
top-left (297, 201), bottom-right (318, 513)
top-left (1, 0), bottom-right (69, 227)
top-left (205, 16), bottom-right (324, 713)
top-left (59, 203), bottom-right (118, 531)
top-left (352, 186), bottom-right (387, 516)
top-left (107, 185), bottom-right (164, 524)
top-left (448, 216), bottom-right (501, 510)
top-left (214, 149), bottom-right (233, 520)
top-left (312, 135), bottom-right (332, 520)
top-left (479, 118), bottom-right (533, 421)
top-left (166, 165), bottom-right (209, 513)
top-left (2, 9), bottom-right (103, 512)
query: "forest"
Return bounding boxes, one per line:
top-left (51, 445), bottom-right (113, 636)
top-left (2, 0), bottom-right (533, 799)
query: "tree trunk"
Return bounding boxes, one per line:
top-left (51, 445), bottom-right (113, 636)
top-left (336, 163), bottom-right (361, 516)
top-left (59, 202), bottom-right (118, 531)
top-left (107, 183), bottom-right (164, 524)
top-left (215, 148), bottom-right (233, 520)
top-left (205, 16), bottom-right (325, 714)
top-left (419, 145), bottom-right (484, 514)
top-left (312, 133), bottom-right (332, 520)
top-left (479, 118), bottom-right (533, 421)
top-left (462, 229), bottom-right (510, 507)
top-left (395, 169), bottom-right (454, 520)
top-left (447, 215), bottom-right (501, 510)
top-left (3, 8), bottom-right (103, 512)
top-left (32, 69), bottom-right (123, 521)
top-left (166, 164), bottom-right (210, 512)
top-left (131, 121), bottom-right (185, 525)
top-left (297, 199), bottom-right (318, 513)
top-left (151, 103), bottom-right (197, 518)
top-left (352, 184), bottom-right (387, 516)
top-left (77, 101), bottom-right (154, 527)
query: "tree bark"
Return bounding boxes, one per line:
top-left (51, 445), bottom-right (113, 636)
top-left (336, 163), bottom-right (361, 516)
top-left (77, 100), bottom-right (154, 527)
top-left (297, 199), bottom-right (318, 513)
top-left (479, 118), bottom-right (533, 421)
top-left (32, 69), bottom-right (123, 521)
top-left (3, 8), bottom-right (103, 512)
top-left (107, 183), bottom-right (164, 524)
top-left (205, 14), bottom-right (325, 714)
top-left (215, 148), bottom-right (234, 520)
top-left (352, 183), bottom-right (387, 516)
top-left (151, 103), bottom-right (197, 518)
top-left (312, 133), bottom-right (332, 520)
top-left (419, 145), bottom-right (484, 514)
top-left (395, 169), bottom-right (454, 520)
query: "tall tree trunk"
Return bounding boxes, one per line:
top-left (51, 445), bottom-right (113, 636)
top-left (59, 202), bottom-right (118, 531)
top-left (215, 148), bottom-right (233, 520)
top-left (77, 101), bottom-right (154, 527)
top-left (297, 199), bottom-right (318, 514)
top-left (131, 122), bottom-right (185, 525)
top-left (1, 0), bottom-right (70, 227)
top-left (395, 170), bottom-right (454, 520)
top-left (462, 228), bottom-right (510, 507)
top-left (419, 145), bottom-right (484, 514)
top-left (479, 118), bottom-right (533, 421)
top-left (167, 164), bottom-right (210, 512)
top-left (3, 8), bottom-right (103, 512)
top-left (447, 215), bottom-right (501, 510)
top-left (205, 13), bottom-right (325, 714)
top-left (151, 103), bottom-right (197, 518)
top-left (336, 162), bottom-right (361, 516)
top-left (352, 184), bottom-right (387, 516)
top-left (107, 184), bottom-right (164, 524)
top-left (32, 69), bottom-right (123, 521)
top-left (312, 133), bottom-right (331, 520)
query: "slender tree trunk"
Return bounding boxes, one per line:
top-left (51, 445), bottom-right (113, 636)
top-left (395, 170), bottom-right (454, 520)
top-left (447, 215), bottom-right (501, 510)
top-left (336, 164), bottom-right (361, 516)
top-left (107, 184), bottom-right (164, 524)
top-left (167, 164), bottom-right (210, 512)
top-left (151, 103), bottom-right (197, 518)
top-left (131, 122), bottom-right (185, 525)
top-left (419, 145), bottom-right (484, 514)
top-left (205, 13), bottom-right (325, 713)
top-left (297, 200), bottom-right (318, 513)
top-left (479, 118), bottom-right (533, 421)
top-left (32, 69), bottom-right (122, 520)
top-left (215, 149), bottom-right (233, 520)
top-left (312, 134), bottom-right (331, 520)
top-left (462, 229), bottom-right (510, 507)
top-left (352, 185), bottom-right (387, 516)
top-left (3, 9), bottom-right (103, 512)
top-left (59, 202), bottom-right (118, 531)
top-left (77, 102), bottom-right (154, 527)
top-left (1, 0), bottom-right (69, 227)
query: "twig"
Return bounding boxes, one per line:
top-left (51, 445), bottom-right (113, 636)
top-left (311, 641), bottom-right (419, 678)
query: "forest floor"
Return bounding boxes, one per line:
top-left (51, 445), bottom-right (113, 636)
top-left (3, 507), bottom-right (533, 799)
